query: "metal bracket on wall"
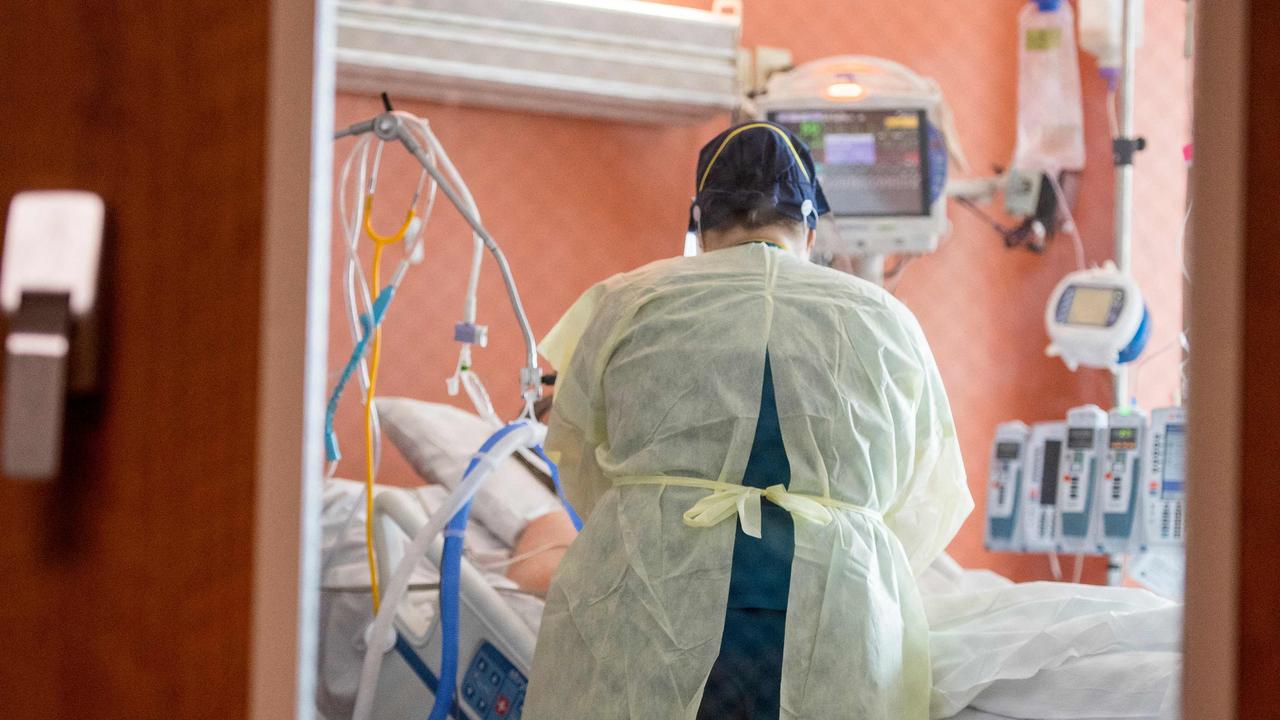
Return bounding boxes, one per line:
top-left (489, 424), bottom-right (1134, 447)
top-left (0, 191), bottom-right (104, 480)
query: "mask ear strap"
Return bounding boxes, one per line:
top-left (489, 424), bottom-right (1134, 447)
top-left (800, 199), bottom-right (815, 228)
top-left (693, 203), bottom-right (704, 242)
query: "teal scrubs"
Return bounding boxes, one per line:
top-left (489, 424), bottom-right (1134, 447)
top-left (697, 353), bottom-right (793, 719)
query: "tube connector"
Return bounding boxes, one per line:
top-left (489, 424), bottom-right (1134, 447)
top-left (454, 322), bottom-right (488, 347)
top-left (520, 365), bottom-right (543, 405)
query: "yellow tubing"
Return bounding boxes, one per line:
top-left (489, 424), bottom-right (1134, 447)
top-left (359, 192), bottom-right (415, 612)
top-left (363, 195), bottom-right (416, 247)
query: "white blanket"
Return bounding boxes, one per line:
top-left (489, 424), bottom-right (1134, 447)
top-left (919, 556), bottom-right (1181, 719)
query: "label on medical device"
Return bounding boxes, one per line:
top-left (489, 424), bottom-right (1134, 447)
top-left (989, 470), bottom-right (1017, 516)
top-left (1057, 453), bottom-right (1090, 513)
top-left (1101, 458), bottom-right (1134, 513)
top-left (989, 442), bottom-right (1021, 517)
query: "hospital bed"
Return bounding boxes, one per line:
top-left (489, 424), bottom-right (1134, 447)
top-left (318, 399), bottom-right (1182, 720)
top-left (318, 480), bottom-right (544, 720)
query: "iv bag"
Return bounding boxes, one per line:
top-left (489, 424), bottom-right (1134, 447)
top-left (1013, 2), bottom-right (1086, 173)
top-left (1078, 0), bottom-right (1145, 71)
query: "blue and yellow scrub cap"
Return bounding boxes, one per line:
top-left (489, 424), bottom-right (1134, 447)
top-left (689, 121), bottom-right (831, 233)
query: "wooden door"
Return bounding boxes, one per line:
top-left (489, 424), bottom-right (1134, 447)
top-left (0, 2), bottom-right (318, 719)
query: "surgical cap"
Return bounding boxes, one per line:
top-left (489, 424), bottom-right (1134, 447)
top-left (689, 121), bottom-right (831, 232)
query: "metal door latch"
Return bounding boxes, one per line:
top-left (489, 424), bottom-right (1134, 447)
top-left (1, 191), bottom-right (104, 480)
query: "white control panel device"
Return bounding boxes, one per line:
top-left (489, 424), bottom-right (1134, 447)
top-left (1141, 406), bottom-right (1188, 548)
top-left (1096, 408), bottom-right (1147, 554)
top-left (1019, 421), bottom-right (1067, 553)
top-left (1045, 262), bottom-right (1150, 370)
top-left (371, 489), bottom-right (536, 720)
top-left (756, 56), bottom-right (950, 258)
top-left (985, 421), bottom-right (1029, 552)
top-left (1056, 404), bottom-right (1108, 554)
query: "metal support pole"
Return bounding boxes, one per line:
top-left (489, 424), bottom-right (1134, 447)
top-left (1108, 0), bottom-right (1143, 589)
top-left (1112, 0), bottom-right (1141, 410)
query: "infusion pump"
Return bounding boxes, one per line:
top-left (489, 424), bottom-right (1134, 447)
top-left (1142, 406), bottom-right (1188, 547)
top-left (1097, 409), bottom-right (1146, 554)
top-left (1018, 421), bottom-right (1066, 553)
top-left (984, 421), bottom-right (1028, 552)
top-left (1056, 405), bottom-right (1108, 554)
top-left (987, 405), bottom-right (1188, 557)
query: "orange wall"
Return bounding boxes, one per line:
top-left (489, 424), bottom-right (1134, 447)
top-left (328, 1), bottom-right (1190, 582)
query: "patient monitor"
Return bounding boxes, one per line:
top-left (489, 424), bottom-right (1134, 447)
top-left (1096, 409), bottom-right (1146, 554)
top-left (1141, 406), bottom-right (1188, 548)
top-left (985, 421), bottom-right (1029, 552)
top-left (1019, 421), bottom-right (1066, 553)
top-left (757, 56), bottom-right (950, 261)
top-left (1056, 405), bottom-right (1108, 554)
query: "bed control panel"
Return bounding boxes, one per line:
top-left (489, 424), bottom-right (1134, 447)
top-left (461, 642), bottom-right (527, 719)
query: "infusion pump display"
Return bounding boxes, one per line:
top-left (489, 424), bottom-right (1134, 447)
top-left (769, 109), bottom-right (930, 218)
top-left (1055, 285), bottom-right (1127, 327)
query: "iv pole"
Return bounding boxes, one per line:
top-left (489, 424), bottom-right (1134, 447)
top-left (1108, 0), bottom-right (1144, 587)
top-left (1113, 0), bottom-right (1142, 407)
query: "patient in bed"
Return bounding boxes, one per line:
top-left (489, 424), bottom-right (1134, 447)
top-left (373, 394), bottom-right (577, 596)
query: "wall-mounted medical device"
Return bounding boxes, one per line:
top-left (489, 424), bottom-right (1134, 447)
top-left (1055, 404), bottom-right (1108, 554)
top-left (1045, 262), bottom-right (1150, 370)
top-left (985, 421), bottom-right (1029, 552)
top-left (756, 56), bottom-right (950, 258)
top-left (1141, 406), bottom-right (1187, 548)
top-left (1019, 421), bottom-right (1067, 553)
top-left (1096, 408), bottom-right (1146, 554)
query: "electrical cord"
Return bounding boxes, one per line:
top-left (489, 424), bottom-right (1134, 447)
top-left (1044, 172), bottom-right (1087, 270)
top-left (1048, 553), bottom-right (1063, 582)
top-left (470, 542), bottom-right (572, 572)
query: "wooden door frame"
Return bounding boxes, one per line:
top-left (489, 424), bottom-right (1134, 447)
top-left (249, 1), bottom-right (333, 718)
top-left (1180, 0), bottom-right (1280, 717)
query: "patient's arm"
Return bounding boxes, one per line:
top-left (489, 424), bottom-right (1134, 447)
top-left (506, 509), bottom-right (577, 595)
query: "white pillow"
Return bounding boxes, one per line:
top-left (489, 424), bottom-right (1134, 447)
top-left (376, 397), bottom-right (563, 546)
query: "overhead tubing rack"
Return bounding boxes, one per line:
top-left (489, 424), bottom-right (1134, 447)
top-left (335, 0), bottom-right (743, 125)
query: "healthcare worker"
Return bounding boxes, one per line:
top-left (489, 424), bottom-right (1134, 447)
top-left (524, 122), bottom-right (972, 719)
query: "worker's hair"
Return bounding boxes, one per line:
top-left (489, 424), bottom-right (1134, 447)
top-left (702, 196), bottom-right (805, 235)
